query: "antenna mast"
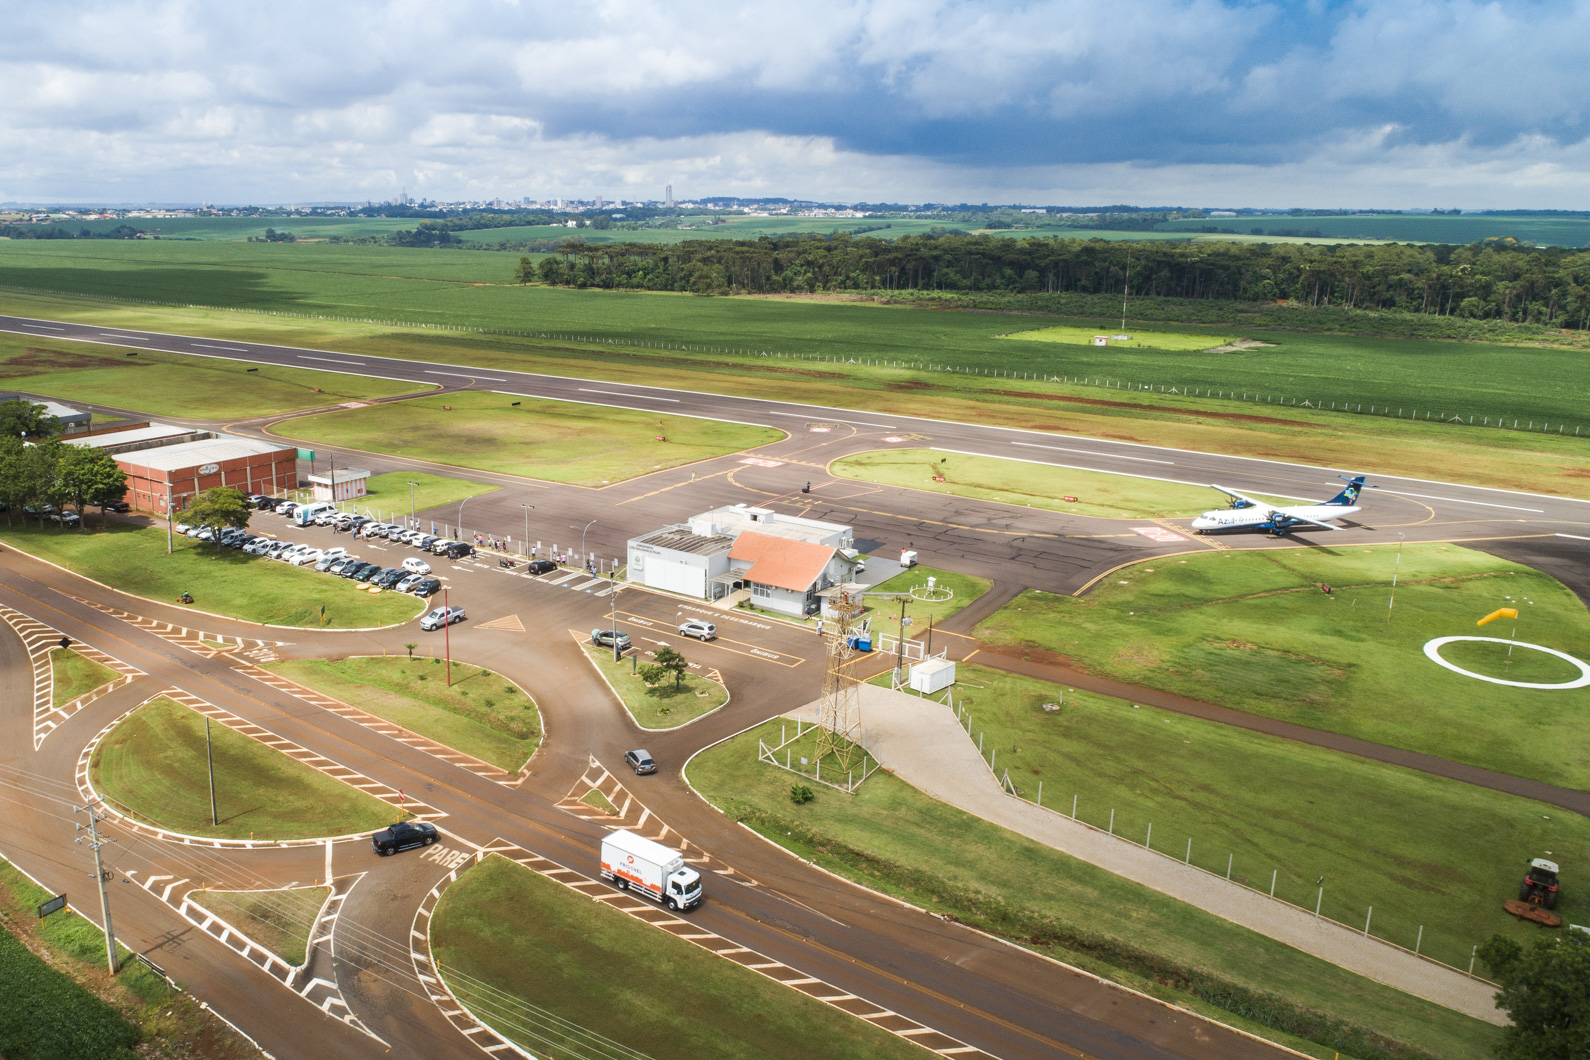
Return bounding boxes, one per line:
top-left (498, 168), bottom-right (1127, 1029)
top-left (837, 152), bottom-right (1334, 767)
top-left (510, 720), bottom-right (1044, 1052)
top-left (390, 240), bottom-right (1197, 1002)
top-left (1121, 246), bottom-right (1131, 333)
top-left (815, 590), bottom-right (866, 772)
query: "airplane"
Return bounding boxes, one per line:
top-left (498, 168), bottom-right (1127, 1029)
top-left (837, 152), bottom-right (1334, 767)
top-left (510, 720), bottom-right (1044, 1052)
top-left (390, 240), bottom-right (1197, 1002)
top-left (1189, 475), bottom-right (1373, 535)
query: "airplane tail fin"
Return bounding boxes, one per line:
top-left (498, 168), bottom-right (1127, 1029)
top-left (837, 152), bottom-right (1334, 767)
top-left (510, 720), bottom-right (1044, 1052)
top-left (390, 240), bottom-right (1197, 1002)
top-left (1325, 475), bottom-right (1369, 506)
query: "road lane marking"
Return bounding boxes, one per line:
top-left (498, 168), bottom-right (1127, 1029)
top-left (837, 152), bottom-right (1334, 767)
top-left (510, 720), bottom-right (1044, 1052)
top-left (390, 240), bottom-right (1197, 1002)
top-left (299, 355), bottom-right (366, 366)
top-left (194, 343), bottom-right (248, 352)
top-left (99, 332), bottom-right (149, 340)
top-left (1011, 440), bottom-right (1174, 465)
top-left (577, 387), bottom-right (680, 402)
top-left (1375, 487), bottom-right (1543, 512)
top-left (766, 410), bottom-right (897, 429)
top-left (424, 369), bottom-right (505, 381)
top-left (21, 322), bottom-right (64, 330)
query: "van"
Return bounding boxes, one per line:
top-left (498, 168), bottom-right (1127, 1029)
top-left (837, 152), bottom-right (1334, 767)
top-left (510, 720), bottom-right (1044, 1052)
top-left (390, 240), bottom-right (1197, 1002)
top-left (293, 501), bottom-right (336, 526)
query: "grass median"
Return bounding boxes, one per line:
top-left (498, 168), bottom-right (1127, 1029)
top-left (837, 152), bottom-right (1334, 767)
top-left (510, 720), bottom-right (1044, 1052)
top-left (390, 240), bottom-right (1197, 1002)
top-left (357, 470), bottom-right (498, 518)
top-left (686, 721), bottom-right (1496, 1060)
top-left (275, 390), bottom-right (783, 486)
top-left (51, 647), bottom-right (119, 706)
top-left (187, 887), bottom-right (330, 966)
top-left (264, 656), bottom-right (540, 772)
top-left (0, 522), bottom-right (424, 628)
top-left (431, 854), bottom-right (930, 1060)
top-left (90, 695), bottom-right (396, 840)
top-left (864, 564), bottom-right (990, 627)
top-left (581, 641), bottom-right (726, 729)
top-left (976, 543), bottom-right (1590, 788)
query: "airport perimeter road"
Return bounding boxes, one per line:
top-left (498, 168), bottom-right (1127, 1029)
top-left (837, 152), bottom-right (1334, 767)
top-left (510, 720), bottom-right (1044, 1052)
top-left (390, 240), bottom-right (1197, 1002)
top-left (0, 546), bottom-right (1300, 1060)
top-left (5, 313), bottom-right (1589, 567)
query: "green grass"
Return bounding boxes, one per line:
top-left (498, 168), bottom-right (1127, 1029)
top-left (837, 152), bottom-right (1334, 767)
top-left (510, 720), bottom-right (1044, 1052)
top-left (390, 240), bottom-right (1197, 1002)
top-left (89, 695), bottom-right (397, 840)
top-left (1001, 324), bottom-right (1235, 350)
top-left (0, 924), bottom-right (140, 1060)
top-left (187, 887), bottom-right (330, 966)
top-left (20, 215), bottom-right (420, 241)
top-left (686, 722), bottom-right (1498, 1060)
top-left (357, 470), bottom-right (497, 517)
top-left (0, 335), bottom-right (430, 418)
top-left (582, 643), bottom-right (726, 728)
top-left (432, 854), bottom-right (931, 1060)
top-left (941, 663), bottom-right (1590, 969)
top-left (0, 522), bottom-right (424, 628)
top-left (50, 647), bottom-right (119, 706)
top-left (1155, 213), bottom-right (1590, 247)
top-left (264, 657), bottom-right (540, 772)
top-left (579, 788), bottom-right (619, 815)
top-left (832, 448), bottom-right (1290, 519)
top-left (863, 565), bottom-right (990, 627)
top-left (976, 544), bottom-right (1590, 788)
top-left (277, 390), bottom-right (781, 486)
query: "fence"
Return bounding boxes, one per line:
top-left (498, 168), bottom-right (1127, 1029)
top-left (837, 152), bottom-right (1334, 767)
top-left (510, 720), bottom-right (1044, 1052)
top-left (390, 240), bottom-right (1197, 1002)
top-left (4, 281), bottom-right (1581, 438)
top-left (757, 718), bottom-right (882, 794)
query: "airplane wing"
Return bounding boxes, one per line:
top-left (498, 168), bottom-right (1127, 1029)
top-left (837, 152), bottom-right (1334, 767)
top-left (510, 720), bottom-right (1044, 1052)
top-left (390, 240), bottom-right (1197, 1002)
top-left (1209, 485), bottom-right (1276, 512)
top-left (1276, 510), bottom-right (1340, 530)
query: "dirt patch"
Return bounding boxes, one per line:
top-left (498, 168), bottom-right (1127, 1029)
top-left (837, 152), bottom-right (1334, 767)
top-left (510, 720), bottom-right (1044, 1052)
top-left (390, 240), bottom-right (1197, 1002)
top-left (884, 380), bottom-right (939, 392)
top-left (0, 346), bottom-right (136, 378)
top-left (985, 388), bottom-right (1300, 427)
top-left (1206, 339), bottom-right (1279, 353)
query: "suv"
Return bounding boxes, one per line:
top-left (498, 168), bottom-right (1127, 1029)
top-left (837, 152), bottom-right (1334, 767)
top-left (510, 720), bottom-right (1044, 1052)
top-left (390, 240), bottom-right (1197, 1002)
top-left (101, 500), bottom-right (130, 513)
top-left (444, 543), bottom-right (474, 559)
top-left (370, 820), bottom-right (438, 857)
top-left (591, 629), bottom-right (632, 651)
top-left (420, 605), bottom-right (465, 630)
top-left (411, 577), bottom-right (442, 597)
top-left (624, 749), bottom-right (656, 775)
top-left (1521, 858), bottom-right (1561, 909)
top-left (527, 560), bottom-right (557, 575)
top-left (677, 620), bottom-right (717, 641)
top-left (374, 568), bottom-right (407, 589)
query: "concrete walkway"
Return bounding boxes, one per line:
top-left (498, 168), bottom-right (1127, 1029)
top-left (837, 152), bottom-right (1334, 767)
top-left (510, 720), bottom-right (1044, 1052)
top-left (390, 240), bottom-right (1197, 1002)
top-left (786, 684), bottom-right (1505, 1025)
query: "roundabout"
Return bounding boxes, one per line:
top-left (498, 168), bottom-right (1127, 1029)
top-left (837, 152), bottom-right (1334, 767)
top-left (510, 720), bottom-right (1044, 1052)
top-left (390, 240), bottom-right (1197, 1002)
top-left (1422, 636), bottom-right (1590, 690)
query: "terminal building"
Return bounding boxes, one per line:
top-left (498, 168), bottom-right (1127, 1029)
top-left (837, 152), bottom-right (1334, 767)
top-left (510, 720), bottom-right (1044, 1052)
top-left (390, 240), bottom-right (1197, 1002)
top-left (626, 505), bottom-right (857, 615)
top-left (112, 437), bottom-right (299, 515)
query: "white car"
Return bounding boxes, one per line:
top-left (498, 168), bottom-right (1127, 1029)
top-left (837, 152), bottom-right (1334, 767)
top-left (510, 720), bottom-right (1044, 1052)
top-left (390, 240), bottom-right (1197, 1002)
top-left (320, 546), bottom-right (349, 562)
top-left (360, 522), bottom-right (389, 539)
top-left (419, 606), bottom-right (465, 631)
top-left (677, 620), bottom-right (717, 641)
top-left (290, 548), bottom-right (324, 566)
top-left (313, 511), bottom-right (338, 526)
top-left (401, 556), bottom-right (432, 575)
top-left (175, 522), bottom-right (194, 534)
top-left (401, 529), bottom-right (427, 546)
top-left (314, 554), bottom-right (341, 572)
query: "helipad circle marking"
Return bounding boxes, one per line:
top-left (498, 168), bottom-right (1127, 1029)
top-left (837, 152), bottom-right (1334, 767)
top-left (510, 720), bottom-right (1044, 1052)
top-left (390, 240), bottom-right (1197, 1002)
top-left (1423, 636), bottom-right (1590, 689)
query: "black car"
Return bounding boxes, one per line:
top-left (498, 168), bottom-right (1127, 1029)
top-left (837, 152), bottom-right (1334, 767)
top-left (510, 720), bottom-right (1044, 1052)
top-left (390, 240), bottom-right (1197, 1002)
top-left (417, 535), bottom-right (439, 551)
top-left (340, 561), bottom-right (374, 579)
top-left (527, 559), bottom-right (557, 575)
top-left (375, 568), bottom-right (407, 589)
top-left (101, 500), bottom-right (131, 513)
top-left (412, 577), bottom-right (442, 597)
top-left (356, 564), bottom-right (386, 583)
top-left (256, 496), bottom-right (281, 511)
top-left (445, 543), bottom-right (475, 559)
top-left (370, 820), bottom-right (438, 856)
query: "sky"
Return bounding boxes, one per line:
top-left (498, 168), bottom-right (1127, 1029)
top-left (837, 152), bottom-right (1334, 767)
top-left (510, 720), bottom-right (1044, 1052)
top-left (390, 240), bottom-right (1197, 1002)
top-left (3, 0), bottom-right (1590, 210)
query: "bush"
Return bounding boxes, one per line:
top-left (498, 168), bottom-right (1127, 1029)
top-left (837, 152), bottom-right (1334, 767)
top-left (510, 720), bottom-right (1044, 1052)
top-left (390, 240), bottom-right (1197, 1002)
top-left (789, 785), bottom-right (815, 805)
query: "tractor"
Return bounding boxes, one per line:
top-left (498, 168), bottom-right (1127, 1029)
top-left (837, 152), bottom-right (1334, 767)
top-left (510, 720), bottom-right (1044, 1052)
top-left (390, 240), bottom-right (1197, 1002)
top-left (1520, 858), bottom-right (1561, 910)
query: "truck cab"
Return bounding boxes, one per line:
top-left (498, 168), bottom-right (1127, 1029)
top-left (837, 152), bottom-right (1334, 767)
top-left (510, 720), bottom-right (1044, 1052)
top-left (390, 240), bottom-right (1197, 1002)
top-left (601, 828), bottom-right (703, 911)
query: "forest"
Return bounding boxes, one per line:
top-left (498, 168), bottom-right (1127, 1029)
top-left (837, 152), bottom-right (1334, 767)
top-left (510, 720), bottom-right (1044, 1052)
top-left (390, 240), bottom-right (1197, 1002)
top-left (517, 233), bottom-right (1590, 328)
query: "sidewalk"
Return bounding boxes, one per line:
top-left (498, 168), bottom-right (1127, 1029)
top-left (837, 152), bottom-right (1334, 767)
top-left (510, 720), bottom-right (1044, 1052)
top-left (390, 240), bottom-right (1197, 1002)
top-left (784, 683), bottom-right (1505, 1025)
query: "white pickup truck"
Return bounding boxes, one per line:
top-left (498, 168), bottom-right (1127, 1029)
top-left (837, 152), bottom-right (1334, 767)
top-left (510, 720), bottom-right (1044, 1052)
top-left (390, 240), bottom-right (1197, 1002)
top-left (600, 829), bottom-right (703, 912)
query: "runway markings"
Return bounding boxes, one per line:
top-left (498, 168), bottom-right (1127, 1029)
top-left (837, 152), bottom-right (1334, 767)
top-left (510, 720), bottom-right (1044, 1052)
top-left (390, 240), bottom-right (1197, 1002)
top-left (475, 613), bottom-right (525, 632)
top-left (237, 663), bottom-right (533, 788)
top-left (468, 836), bottom-right (994, 1060)
top-left (75, 688), bottom-right (444, 848)
top-left (1130, 525), bottom-right (1186, 544)
top-left (0, 604), bottom-right (144, 748)
top-left (62, 593), bottom-right (283, 660)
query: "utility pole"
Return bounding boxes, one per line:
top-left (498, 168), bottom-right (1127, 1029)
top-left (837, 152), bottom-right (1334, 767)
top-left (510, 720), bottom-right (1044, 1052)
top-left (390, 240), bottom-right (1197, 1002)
top-left (206, 717), bottom-right (218, 826)
top-left (443, 587), bottom-right (452, 687)
top-left (407, 481), bottom-right (418, 528)
top-left (75, 802), bottom-right (119, 973)
top-left (896, 597), bottom-right (908, 671)
top-left (573, 519), bottom-right (596, 569)
top-left (521, 504), bottom-right (535, 558)
top-left (610, 583), bottom-right (622, 661)
top-left (165, 487), bottom-right (174, 554)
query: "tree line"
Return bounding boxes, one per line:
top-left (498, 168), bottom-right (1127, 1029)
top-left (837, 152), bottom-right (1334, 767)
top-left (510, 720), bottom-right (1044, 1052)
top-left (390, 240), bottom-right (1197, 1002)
top-left (0, 400), bottom-right (128, 528)
top-left (0, 223), bottom-right (144, 240)
top-left (516, 233), bottom-right (1590, 328)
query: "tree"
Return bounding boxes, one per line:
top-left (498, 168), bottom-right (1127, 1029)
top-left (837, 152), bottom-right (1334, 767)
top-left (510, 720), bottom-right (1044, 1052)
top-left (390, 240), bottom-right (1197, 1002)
top-left (57, 446), bottom-right (127, 528)
top-left (651, 645), bottom-right (688, 691)
top-left (1479, 931), bottom-right (1590, 1058)
top-left (0, 437), bottom-right (26, 526)
top-left (182, 487), bottom-right (251, 551)
top-left (0, 399), bottom-right (63, 440)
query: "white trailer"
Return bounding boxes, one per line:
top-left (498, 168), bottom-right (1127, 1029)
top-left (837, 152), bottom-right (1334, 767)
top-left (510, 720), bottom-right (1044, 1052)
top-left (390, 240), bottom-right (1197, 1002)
top-left (600, 829), bottom-right (703, 911)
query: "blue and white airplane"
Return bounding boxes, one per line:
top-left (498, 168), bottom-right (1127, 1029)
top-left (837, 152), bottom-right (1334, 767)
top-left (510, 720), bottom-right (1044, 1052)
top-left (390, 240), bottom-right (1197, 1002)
top-left (1190, 475), bottom-right (1372, 535)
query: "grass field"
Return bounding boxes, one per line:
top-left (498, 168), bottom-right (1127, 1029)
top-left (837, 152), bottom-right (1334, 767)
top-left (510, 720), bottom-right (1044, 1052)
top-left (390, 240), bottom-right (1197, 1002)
top-left (941, 662), bottom-right (1590, 968)
top-left (18, 215), bottom-right (419, 241)
top-left (188, 887), bottom-right (330, 966)
top-left (0, 335), bottom-right (430, 418)
top-left (51, 647), bottom-right (119, 706)
top-left (357, 471), bottom-right (498, 518)
top-left (976, 544), bottom-right (1590, 788)
top-left (0, 925), bottom-right (140, 1060)
top-left (431, 854), bottom-right (931, 1060)
top-left (0, 522), bottom-right (424, 628)
top-left (686, 721), bottom-right (1496, 1060)
top-left (264, 657), bottom-right (540, 772)
top-left (863, 565), bottom-right (990, 627)
top-left (581, 642), bottom-right (726, 729)
top-left (90, 695), bottom-right (396, 840)
top-left (1001, 324), bottom-right (1235, 350)
top-left (1155, 213), bottom-right (1590, 247)
top-left (831, 448), bottom-right (1296, 519)
top-left (276, 390), bottom-right (781, 486)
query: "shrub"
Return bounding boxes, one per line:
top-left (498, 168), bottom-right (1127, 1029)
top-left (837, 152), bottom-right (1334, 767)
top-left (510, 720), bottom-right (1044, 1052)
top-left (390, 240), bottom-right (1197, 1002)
top-left (789, 785), bottom-right (815, 805)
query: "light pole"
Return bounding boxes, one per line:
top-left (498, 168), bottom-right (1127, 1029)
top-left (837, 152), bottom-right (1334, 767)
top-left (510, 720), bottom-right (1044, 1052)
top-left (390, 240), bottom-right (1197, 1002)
top-left (610, 582), bottom-right (623, 661)
top-left (407, 481), bottom-right (418, 528)
top-left (572, 519), bottom-right (596, 570)
top-left (443, 587), bottom-right (452, 686)
top-left (458, 495), bottom-right (476, 543)
top-left (521, 504), bottom-right (535, 558)
top-left (1386, 532), bottom-right (1404, 621)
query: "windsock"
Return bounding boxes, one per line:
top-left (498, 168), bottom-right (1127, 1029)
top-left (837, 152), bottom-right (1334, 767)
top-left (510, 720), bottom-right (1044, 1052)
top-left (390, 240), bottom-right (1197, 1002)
top-left (1477, 608), bottom-right (1518, 627)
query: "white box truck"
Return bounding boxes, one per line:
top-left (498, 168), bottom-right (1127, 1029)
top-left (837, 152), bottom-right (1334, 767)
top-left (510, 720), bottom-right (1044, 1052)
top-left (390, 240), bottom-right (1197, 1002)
top-left (600, 829), bottom-right (703, 911)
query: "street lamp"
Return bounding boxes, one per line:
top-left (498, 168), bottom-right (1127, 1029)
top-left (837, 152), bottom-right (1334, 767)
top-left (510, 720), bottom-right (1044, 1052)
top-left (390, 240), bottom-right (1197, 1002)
top-left (521, 504), bottom-right (535, 558)
top-left (458, 495), bottom-right (476, 543)
top-left (407, 481), bottom-right (418, 528)
top-left (572, 519), bottom-right (596, 570)
top-left (610, 580), bottom-right (623, 661)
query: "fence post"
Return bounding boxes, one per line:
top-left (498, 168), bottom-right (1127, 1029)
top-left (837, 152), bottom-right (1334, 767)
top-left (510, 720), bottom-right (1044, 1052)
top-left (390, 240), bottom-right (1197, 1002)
top-left (1145, 822), bottom-right (1151, 849)
top-left (1415, 925), bottom-right (1423, 955)
top-left (1469, 946), bottom-right (1477, 975)
top-left (1226, 854), bottom-right (1233, 879)
top-left (1037, 781), bottom-right (1042, 807)
top-left (1072, 794), bottom-right (1077, 819)
top-left (1108, 809), bottom-right (1114, 835)
top-left (991, 748), bottom-right (996, 770)
top-left (1364, 907), bottom-right (1373, 937)
top-left (1186, 838), bottom-right (1191, 864)
top-left (1270, 869), bottom-right (1277, 896)
top-left (1316, 887), bottom-right (1324, 918)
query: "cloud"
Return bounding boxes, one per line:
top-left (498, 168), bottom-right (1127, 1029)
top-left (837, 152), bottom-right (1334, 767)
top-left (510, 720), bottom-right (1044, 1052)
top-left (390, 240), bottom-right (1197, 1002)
top-left (2, 0), bottom-right (1590, 205)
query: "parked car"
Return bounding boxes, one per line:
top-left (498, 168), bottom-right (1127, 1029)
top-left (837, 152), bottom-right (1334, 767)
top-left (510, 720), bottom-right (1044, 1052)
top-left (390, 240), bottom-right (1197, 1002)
top-left (401, 556), bottom-right (432, 575)
top-left (411, 577), bottom-right (441, 597)
top-left (340, 561), bottom-right (373, 579)
top-left (591, 629), bottom-right (632, 651)
top-left (381, 525), bottom-right (406, 540)
top-left (374, 568), bottom-right (407, 589)
top-left (399, 529), bottom-right (425, 545)
top-left (370, 820), bottom-right (438, 857)
top-left (394, 573), bottom-right (424, 593)
top-left (101, 500), bottom-right (130, 513)
top-left (175, 522), bottom-right (194, 535)
top-left (624, 749), bottom-right (656, 775)
top-left (429, 538), bottom-right (456, 554)
top-left (417, 535), bottom-right (439, 551)
top-left (419, 605), bottom-right (465, 630)
top-left (264, 541), bottom-right (291, 558)
top-left (47, 510), bottom-right (82, 526)
top-left (195, 528), bottom-right (215, 542)
top-left (289, 548), bottom-right (323, 566)
top-left (277, 502), bottom-right (298, 517)
top-left (443, 543), bottom-right (474, 559)
top-left (325, 558), bottom-right (352, 574)
top-left (358, 522), bottom-right (386, 539)
top-left (677, 620), bottom-right (717, 641)
top-left (527, 560), bottom-right (557, 575)
top-left (355, 564), bottom-right (386, 582)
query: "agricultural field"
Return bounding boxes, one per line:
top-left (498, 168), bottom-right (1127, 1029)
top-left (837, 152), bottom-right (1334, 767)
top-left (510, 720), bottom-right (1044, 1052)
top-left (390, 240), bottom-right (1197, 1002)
top-left (1155, 213), bottom-right (1590, 247)
top-left (0, 523), bottom-right (425, 628)
top-left (0, 336), bottom-right (431, 418)
top-left (265, 657), bottom-right (540, 772)
top-left (686, 721), bottom-right (1498, 1060)
top-left (276, 391), bottom-right (781, 486)
top-left (430, 855), bottom-right (934, 1060)
top-left (15, 215), bottom-right (418, 241)
top-left (976, 544), bottom-right (1590, 787)
top-left (89, 695), bottom-right (395, 840)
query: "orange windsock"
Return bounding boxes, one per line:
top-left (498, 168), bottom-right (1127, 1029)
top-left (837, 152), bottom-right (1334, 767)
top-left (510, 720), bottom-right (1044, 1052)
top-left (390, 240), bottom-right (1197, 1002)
top-left (1477, 608), bottom-right (1518, 627)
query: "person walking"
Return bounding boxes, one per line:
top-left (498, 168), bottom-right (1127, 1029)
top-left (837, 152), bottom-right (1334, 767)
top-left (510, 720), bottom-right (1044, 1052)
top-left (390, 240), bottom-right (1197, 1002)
top-left (815, 618), bottom-right (824, 637)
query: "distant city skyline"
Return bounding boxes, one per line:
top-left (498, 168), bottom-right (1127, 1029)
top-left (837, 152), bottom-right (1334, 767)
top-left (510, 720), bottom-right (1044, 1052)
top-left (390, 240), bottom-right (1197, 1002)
top-left (5, 0), bottom-right (1590, 209)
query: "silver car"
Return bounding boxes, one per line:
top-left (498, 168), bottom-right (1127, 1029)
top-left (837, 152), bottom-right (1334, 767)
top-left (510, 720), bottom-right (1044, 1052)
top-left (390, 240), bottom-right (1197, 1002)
top-left (677, 620), bottom-right (717, 641)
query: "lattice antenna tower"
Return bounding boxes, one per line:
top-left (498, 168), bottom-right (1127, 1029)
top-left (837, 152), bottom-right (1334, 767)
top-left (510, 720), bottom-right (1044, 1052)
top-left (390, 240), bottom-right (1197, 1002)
top-left (815, 590), bottom-right (866, 772)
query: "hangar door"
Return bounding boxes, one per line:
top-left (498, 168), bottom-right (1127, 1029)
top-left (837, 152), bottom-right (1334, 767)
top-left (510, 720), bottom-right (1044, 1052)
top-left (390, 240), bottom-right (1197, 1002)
top-left (647, 557), bottom-right (705, 598)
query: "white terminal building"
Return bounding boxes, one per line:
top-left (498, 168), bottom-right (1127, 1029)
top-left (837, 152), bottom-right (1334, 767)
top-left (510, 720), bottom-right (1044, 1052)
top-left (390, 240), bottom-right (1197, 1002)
top-left (626, 505), bottom-right (858, 616)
